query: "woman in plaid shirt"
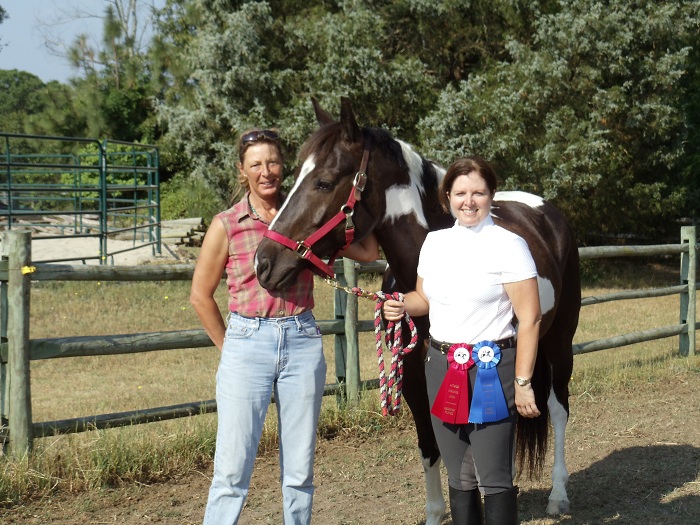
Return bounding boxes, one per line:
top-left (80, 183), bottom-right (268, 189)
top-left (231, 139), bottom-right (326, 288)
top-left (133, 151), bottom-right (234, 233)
top-left (191, 129), bottom-right (379, 525)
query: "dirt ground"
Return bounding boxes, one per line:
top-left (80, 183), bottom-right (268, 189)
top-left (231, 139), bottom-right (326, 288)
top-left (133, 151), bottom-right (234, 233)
top-left (2, 368), bottom-right (699, 525)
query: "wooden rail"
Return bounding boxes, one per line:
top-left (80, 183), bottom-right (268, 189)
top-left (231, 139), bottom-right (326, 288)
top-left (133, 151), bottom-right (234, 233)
top-left (0, 227), bottom-right (697, 457)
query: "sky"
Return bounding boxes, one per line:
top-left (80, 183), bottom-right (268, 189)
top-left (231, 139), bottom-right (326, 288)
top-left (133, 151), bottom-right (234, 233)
top-left (0, 1), bottom-right (162, 84)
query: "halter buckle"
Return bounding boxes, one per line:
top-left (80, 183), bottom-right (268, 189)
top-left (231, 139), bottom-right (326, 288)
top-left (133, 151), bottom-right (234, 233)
top-left (353, 172), bottom-right (368, 192)
top-left (295, 241), bottom-right (311, 258)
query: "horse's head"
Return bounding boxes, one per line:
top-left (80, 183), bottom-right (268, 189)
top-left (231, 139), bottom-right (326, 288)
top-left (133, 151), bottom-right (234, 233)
top-left (256, 98), bottom-right (382, 290)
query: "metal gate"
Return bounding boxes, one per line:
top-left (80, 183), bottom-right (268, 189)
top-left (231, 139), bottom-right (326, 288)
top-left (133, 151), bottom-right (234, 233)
top-left (0, 133), bottom-right (160, 264)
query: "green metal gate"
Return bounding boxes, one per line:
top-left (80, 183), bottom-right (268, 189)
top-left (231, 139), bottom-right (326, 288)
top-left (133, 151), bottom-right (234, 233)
top-left (0, 133), bottom-right (160, 264)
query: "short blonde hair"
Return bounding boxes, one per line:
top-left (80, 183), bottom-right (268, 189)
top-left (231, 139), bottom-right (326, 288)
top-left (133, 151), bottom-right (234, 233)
top-left (236, 128), bottom-right (283, 190)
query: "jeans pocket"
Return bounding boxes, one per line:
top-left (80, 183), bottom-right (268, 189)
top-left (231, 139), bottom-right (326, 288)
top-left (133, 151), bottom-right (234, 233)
top-left (225, 322), bottom-right (255, 340)
top-left (299, 319), bottom-right (322, 339)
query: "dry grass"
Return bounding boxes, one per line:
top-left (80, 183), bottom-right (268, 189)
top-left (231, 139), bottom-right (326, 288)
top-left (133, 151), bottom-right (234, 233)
top-left (1, 257), bottom-right (698, 507)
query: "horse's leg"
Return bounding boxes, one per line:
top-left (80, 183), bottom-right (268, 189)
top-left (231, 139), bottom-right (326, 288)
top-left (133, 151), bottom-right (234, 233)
top-left (549, 251), bottom-right (580, 515)
top-left (542, 291), bottom-right (578, 514)
top-left (402, 342), bottom-right (446, 525)
top-left (546, 386), bottom-right (570, 515)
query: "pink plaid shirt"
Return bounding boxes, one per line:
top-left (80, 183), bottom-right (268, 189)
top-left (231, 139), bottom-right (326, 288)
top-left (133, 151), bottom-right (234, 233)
top-left (216, 194), bottom-right (315, 318)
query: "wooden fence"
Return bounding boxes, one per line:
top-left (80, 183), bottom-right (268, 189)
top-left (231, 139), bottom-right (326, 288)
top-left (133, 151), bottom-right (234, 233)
top-left (0, 226), bottom-right (697, 457)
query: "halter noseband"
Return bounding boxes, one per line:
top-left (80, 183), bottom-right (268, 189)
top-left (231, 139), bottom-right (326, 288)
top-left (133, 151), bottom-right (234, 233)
top-left (263, 146), bottom-right (370, 278)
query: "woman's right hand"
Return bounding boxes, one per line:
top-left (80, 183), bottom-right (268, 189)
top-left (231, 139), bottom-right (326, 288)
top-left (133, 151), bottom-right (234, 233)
top-left (382, 299), bottom-right (406, 321)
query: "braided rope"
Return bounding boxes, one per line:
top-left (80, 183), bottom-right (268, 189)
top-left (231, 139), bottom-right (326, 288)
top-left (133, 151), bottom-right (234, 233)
top-left (372, 291), bottom-right (418, 416)
top-left (324, 278), bottom-right (418, 416)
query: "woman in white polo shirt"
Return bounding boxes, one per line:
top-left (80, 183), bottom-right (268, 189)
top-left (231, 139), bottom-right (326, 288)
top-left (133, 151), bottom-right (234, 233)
top-left (383, 156), bottom-right (541, 525)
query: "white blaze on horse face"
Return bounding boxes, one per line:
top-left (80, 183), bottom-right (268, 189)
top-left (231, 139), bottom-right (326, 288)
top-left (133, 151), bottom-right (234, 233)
top-left (268, 154), bottom-right (316, 230)
top-left (538, 275), bottom-right (556, 316)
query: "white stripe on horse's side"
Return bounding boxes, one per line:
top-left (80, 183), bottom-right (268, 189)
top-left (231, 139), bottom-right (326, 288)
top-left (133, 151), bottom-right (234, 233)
top-left (491, 190), bottom-right (554, 315)
top-left (397, 140), bottom-right (427, 193)
top-left (538, 275), bottom-right (556, 316)
top-left (268, 155), bottom-right (316, 230)
top-left (494, 190), bottom-right (546, 208)
top-left (397, 139), bottom-right (447, 187)
top-left (384, 185), bottom-right (429, 228)
top-left (383, 141), bottom-right (445, 228)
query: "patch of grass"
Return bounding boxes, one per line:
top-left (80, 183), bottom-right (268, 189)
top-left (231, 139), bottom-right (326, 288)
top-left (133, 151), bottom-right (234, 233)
top-left (580, 257), bottom-right (680, 289)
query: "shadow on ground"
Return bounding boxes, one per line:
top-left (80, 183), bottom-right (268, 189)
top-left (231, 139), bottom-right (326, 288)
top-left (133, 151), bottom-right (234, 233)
top-left (520, 444), bottom-right (700, 524)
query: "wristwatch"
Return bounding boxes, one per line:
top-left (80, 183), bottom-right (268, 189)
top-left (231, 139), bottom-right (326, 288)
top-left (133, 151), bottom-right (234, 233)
top-left (514, 376), bottom-right (531, 387)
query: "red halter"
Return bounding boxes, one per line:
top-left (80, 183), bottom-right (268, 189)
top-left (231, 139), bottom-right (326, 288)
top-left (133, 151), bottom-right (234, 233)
top-left (263, 147), bottom-right (369, 278)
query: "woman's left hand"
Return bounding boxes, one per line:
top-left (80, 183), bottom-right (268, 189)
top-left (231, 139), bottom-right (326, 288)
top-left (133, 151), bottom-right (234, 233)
top-left (515, 383), bottom-right (541, 418)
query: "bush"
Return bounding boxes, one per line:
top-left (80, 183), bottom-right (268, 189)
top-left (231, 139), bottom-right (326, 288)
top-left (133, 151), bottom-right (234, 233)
top-left (160, 173), bottom-right (226, 223)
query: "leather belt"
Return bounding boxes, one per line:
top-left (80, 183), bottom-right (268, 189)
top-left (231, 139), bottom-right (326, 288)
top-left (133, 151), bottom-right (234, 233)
top-left (430, 336), bottom-right (516, 355)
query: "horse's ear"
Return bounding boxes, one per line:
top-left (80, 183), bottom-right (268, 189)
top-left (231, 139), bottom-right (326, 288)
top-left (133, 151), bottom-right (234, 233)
top-left (339, 97), bottom-right (362, 143)
top-left (311, 98), bottom-right (334, 127)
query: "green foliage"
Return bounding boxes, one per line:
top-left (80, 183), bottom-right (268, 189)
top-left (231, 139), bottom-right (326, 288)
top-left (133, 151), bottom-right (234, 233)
top-left (4, 0), bottom-right (700, 236)
top-left (156, 0), bottom-right (437, 202)
top-left (22, 82), bottom-right (90, 139)
top-left (0, 70), bottom-right (47, 134)
top-left (160, 172), bottom-right (226, 222)
top-left (419, 0), bottom-right (700, 242)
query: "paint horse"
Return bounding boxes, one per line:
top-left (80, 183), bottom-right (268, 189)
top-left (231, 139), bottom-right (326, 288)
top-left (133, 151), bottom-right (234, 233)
top-left (256, 98), bottom-right (581, 524)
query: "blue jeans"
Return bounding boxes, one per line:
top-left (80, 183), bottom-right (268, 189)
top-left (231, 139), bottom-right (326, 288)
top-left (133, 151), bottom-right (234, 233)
top-left (203, 310), bottom-right (327, 525)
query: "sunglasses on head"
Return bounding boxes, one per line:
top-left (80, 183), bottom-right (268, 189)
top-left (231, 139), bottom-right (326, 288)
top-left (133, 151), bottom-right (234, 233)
top-left (241, 129), bottom-right (279, 144)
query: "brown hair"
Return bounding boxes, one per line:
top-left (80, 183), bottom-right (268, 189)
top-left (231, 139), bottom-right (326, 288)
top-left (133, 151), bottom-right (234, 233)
top-left (237, 128), bottom-right (284, 191)
top-left (438, 156), bottom-right (498, 214)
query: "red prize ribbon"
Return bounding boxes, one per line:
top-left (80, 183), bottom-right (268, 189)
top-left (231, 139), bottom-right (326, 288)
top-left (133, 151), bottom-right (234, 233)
top-left (431, 343), bottom-right (474, 424)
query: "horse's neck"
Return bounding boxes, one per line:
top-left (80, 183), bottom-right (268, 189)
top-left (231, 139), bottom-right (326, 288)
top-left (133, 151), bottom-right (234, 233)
top-left (375, 219), bottom-right (426, 292)
top-left (375, 199), bottom-right (452, 293)
top-left (373, 145), bottom-right (451, 291)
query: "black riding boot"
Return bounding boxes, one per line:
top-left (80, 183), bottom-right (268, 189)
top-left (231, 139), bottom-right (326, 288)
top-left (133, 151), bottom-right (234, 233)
top-left (449, 485), bottom-right (483, 525)
top-left (483, 486), bottom-right (518, 525)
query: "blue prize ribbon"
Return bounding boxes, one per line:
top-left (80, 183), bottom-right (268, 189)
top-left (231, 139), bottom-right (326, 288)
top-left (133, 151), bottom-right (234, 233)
top-left (468, 341), bottom-right (510, 423)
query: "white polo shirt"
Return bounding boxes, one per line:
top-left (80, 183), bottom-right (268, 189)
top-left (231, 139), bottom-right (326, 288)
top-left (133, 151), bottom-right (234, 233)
top-left (417, 215), bottom-right (537, 344)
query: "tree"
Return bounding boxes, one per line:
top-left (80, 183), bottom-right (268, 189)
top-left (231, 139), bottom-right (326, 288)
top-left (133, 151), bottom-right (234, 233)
top-left (419, 0), bottom-right (700, 242)
top-left (40, 0), bottom-right (160, 81)
top-left (30, 1), bottom-right (161, 142)
top-left (0, 70), bottom-right (47, 133)
top-left (156, 0), bottom-right (436, 202)
top-left (0, 5), bottom-right (7, 51)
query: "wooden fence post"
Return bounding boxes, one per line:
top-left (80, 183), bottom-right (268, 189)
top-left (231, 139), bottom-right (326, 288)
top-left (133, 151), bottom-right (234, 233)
top-left (333, 264), bottom-right (348, 404)
top-left (1, 234), bottom-right (9, 452)
top-left (6, 230), bottom-right (34, 456)
top-left (680, 226), bottom-right (696, 357)
top-left (343, 258), bottom-right (361, 405)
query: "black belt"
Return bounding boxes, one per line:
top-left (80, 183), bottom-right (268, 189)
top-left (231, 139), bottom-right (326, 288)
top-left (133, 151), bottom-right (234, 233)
top-left (430, 336), bottom-right (516, 355)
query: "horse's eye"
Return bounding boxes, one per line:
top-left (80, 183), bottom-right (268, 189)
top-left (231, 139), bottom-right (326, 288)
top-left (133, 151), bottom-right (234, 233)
top-left (316, 179), bottom-right (333, 191)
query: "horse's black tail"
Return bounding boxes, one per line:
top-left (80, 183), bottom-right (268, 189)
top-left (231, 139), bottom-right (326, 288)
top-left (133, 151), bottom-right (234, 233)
top-left (515, 347), bottom-right (551, 479)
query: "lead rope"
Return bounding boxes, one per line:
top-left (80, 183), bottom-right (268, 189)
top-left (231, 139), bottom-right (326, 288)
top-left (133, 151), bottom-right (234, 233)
top-left (372, 291), bottom-right (418, 416)
top-left (326, 276), bottom-right (418, 416)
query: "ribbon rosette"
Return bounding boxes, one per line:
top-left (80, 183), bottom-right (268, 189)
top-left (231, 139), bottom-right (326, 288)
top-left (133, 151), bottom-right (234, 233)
top-left (468, 341), bottom-right (510, 424)
top-left (431, 343), bottom-right (474, 424)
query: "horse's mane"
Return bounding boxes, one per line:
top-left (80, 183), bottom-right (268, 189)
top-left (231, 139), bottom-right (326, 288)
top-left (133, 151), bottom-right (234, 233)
top-left (297, 123), bottom-right (409, 175)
